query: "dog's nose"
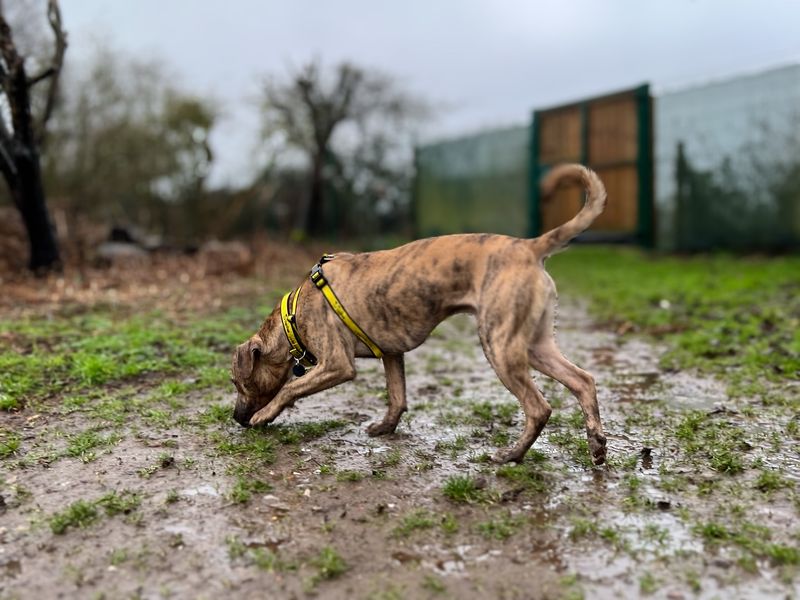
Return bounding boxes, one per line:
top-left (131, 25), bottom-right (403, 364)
top-left (232, 405), bottom-right (251, 427)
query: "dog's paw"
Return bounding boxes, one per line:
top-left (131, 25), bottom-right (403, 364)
top-left (249, 406), bottom-right (279, 427)
top-left (589, 434), bottom-right (607, 466)
top-left (491, 448), bottom-right (525, 465)
top-left (366, 421), bottom-right (397, 437)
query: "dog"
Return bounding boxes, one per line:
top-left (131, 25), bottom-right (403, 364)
top-left (231, 163), bottom-right (607, 465)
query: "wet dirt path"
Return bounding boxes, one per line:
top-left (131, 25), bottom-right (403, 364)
top-left (1, 302), bottom-right (798, 599)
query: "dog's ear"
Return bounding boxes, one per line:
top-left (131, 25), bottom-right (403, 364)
top-left (234, 336), bottom-right (266, 378)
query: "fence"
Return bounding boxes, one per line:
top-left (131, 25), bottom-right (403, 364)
top-left (655, 64), bottom-right (800, 250)
top-left (414, 126), bottom-right (529, 238)
top-left (414, 86), bottom-right (653, 245)
top-left (415, 65), bottom-right (800, 251)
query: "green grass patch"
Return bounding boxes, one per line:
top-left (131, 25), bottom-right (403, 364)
top-left (272, 420), bottom-right (347, 445)
top-left (312, 546), bottom-right (348, 582)
top-left (442, 475), bottom-right (485, 503)
top-left (475, 513), bottom-right (520, 540)
top-left (229, 476), bottom-right (272, 503)
top-left (393, 510), bottom-right (437, 537)
top-left (49, 500), bottom-right (99, 534)
top-left (0, 304), bottom-right (258, 409)
top-left (548, 247), bottom-right (800, 395)
top-left (65, 430), bottom-right (122, 463)
top-left (0, 431), bottom-right (21, 459)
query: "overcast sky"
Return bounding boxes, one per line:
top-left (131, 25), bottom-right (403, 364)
top-left (59, 0), bottom-right (800, 185)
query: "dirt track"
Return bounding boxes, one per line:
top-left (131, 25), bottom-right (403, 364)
top-left (2, 296), bottom-right (798, 599)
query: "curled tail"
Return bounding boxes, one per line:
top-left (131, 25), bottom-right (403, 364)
top-left (532, 163), bottom-right (607, 258)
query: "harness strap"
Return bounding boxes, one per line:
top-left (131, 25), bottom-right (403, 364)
top-left (279, 286), bottom-right (317, 368)
top-left (310, 260), bottom-right (383, 358)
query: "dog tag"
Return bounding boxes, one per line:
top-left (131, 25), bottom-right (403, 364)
top-left (292, 363), bottom-right (306, 377)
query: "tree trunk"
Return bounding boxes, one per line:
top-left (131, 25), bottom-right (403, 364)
top-left (8, 147), bottom-right (61, 271)
top-left (0, 5), bottom-right (64, 273)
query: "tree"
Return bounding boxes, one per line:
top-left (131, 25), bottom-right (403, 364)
top-left (261, 60), bottom-right (427, 237)
top-left (42, 48), bottom-right (216, 244)
top-left (0, 0), bottom-right (65, 271)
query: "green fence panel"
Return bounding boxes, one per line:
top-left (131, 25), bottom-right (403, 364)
top-left (655, 65), bottom-right (800, 251)
top-left (414, 126), bottom-right (530, 238)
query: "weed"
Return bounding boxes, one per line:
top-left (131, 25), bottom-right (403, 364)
top-left (50, 500), bottom-right (99, 534)
top-left (312, 546), bottom-right (348, 582)
top-left (421, 574), bottom-right (446, 594)
top-left (226, 535), bottom-right (247, 559)
top-left (381, 448), bottom-right (403, 467)
top-left (229, 477), bottom-right (272, 503)
top-left (336, 470), bottom-right (364, 482)
top-left (570, 518), bottom-right (599, 541)
top-left (97, 490), bottom-right (141, 516)
top-left (65, 430), bottom-right (121, 463)
top-left (440, 512), bottom-right (459, 534)
top-left (755, 470), bottom-right (790, 493)
top-left (0, 431), bottom-right (21, 458)
top-left (639, 572), bottom-right (659, 595)
top-left (109, 548), bottom-right (128, 566)
top-left (496, 461), bottom-right (549, 493)
top-left (393, 510), bottom-right (436, 537)
top-left (475, 513), bottom-right (518, 540)
top-left (442, 475), bottom-right (484, 503)
top-left (274, 420), bottom-right (347, 445)
top-left (0, 393), bottom-right (21, 411)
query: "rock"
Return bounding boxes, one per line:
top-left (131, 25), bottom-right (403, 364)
top-left (198, 240), bottom-right (253, 276)
top-left (95, 242), bottom-right (148, 266)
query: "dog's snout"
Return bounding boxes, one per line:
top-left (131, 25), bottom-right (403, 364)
top-left (232, 404), bottom-right (251, 427)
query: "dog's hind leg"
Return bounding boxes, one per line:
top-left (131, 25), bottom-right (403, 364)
top-left (529, 335), bottom-right (606, 465)
top-left (367, 354), bottom-right (407, 436)
top-left (479, 329), bottom-right (552, 464)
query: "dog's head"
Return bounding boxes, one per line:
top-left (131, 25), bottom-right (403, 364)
top-left (231, 313), bottom-right (292, 426)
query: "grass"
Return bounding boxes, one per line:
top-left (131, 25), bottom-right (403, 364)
top-left (65, 430), bottom-right (122, 463)
top-left (0, 431), bottom-right (21, 458)
top-left (393, 510), bottom-right (437, 537)
top-left (442, 475), bottom-right (485, 503)
top-left (0, 305), bottom-right (256, 410)
top-left (475, 513), bottom-right (519, 540)
top-left (549, 247), bottom-right (800, 395)
top-left (273, 420), bottom-right (347, 445)
top-left (336, 470), bottom-right (364, 482)
top-left (50, 489), bottom-right (142, 534)
top-left (229, 476), bottom-right (272, 503)
top-left (49, 500), bottom-right (99, 534)
top-left (312, 546), bottom-right (348, 582)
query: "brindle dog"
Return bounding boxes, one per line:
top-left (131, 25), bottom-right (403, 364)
top-left (231, 163), bottom-right (607, 465)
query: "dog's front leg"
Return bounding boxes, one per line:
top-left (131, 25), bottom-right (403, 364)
top-left (367, 354), bottom-right (407, 436)
top-left (249, 357), bottom-right (356, 427)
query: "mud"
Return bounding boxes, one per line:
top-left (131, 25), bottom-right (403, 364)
top-left (2, 302), bottom-right (799, 599)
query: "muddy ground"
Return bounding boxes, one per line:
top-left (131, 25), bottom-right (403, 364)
top-left (1, 264), bottom-right (798, 599)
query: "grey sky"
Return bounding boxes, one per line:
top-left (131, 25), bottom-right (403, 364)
top-left (60, 0), bottom-right (800, 185)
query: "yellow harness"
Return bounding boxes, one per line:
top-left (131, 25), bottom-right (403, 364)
top-left (280, 254), bottom-right (383, 376)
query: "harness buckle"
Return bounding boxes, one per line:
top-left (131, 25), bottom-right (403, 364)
top-left (310, 263), bottom-right (327, 288)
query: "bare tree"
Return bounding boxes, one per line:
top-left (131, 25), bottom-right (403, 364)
top-left (0, 0), bottom-right (66, 271)
top-left (261, 60), bottom-right (427, 237)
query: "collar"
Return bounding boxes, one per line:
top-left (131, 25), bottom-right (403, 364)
top-left (279, 285), bottom-right (317, 375)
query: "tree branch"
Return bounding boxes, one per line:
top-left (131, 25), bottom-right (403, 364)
top-left (27, 66), bottom-right (55, 87)
top-left (35, 0), bottom-right (67, 146)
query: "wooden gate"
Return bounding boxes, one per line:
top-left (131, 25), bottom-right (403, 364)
top-left (528, 85), bottom-right (653, 245)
